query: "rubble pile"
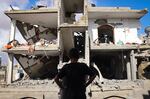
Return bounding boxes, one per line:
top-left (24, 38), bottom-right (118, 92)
top-left (7, 79), bottom-right (56, 88)
top-left (97, 80), bottom-right (144, 91)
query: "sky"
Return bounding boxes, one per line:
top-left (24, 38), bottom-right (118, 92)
top-left (0, 0), bottom-right (150, 65)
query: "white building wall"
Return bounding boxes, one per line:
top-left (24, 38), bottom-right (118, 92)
top-left (88, 19), bottom-right (99, 42)
top-left (88, 18), bottom-right (142, 45)
top-left (114, 28), bottom-right (126, 44)
top-left (122, 19), bottom-right (142, 44)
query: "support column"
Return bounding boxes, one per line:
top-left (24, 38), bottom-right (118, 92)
top-left (126, 57), bottom-right (131, 80)
top-left (130, 50), bottom-right (137, 81)
top-left (10, 20), bottom-right (16, 41)
top-left (7, 20), bottom-right (16, 84)
top-left (7, 54), bottom-right (14, 84)
top-left (58, 51), bottom-right (63, 70)
top-left (58, 29), bottom-right (63, 70)
top-left (85, 30), bottom-right (90, 66)
top-left (85, 30), bottom-right (92, 95)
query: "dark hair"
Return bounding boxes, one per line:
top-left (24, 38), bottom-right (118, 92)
top-left (69, 48), bottom-right (79, 59)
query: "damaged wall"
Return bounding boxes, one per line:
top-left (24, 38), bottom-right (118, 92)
top-left (88, 18), bottom-right (142, 45)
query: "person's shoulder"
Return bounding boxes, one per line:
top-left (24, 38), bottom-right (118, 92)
top-left (80, 62), bottom-right (87, 65)
top-left (78, 62), bottom-right (88, 67)
top-left (61, 63), bottom-right (70, 69)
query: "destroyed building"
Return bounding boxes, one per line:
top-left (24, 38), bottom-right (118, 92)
top-left (1, 0), bottom-right (150, 99)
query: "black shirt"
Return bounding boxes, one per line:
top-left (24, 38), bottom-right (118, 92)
top-left (57, 63), bottom-right (94, 92)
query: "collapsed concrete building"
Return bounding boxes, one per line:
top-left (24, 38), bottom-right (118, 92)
top-left (1, 0), bottom-right (150, 99)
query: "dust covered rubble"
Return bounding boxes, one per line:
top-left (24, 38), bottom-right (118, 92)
top-left (93, 79), bottom-right (144, 91)
top-left (7, 79), bottom-right (57, 88)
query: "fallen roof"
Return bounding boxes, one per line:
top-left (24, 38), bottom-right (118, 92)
top-left (88, 7), bottom-right (148, 19)
top-left (5, 8), bottom-right (58, 28)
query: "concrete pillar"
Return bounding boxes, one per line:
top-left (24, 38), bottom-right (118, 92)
top-left (130, 50), bottom-right (137, 81)
top-left (57, 29), bottom-right (63, 69)
top-left (10, 20), bottom-right (16, 41)
top-left (126, 60), bottom-right (131, 80)
top-left (85, 30), bottom-right (90, 66)
top-left (58, 51), bottom-right (63, 70)
top-left (7, 54), bottom-right (14, 84)
top-left (57, 29), bottom-right (60, 48)
top-left (84, 0), bottom-right (88, 26)
top-left (57, 0), bottom-right (62, 26)
top-left (7, 20), bottom-right (16, 84)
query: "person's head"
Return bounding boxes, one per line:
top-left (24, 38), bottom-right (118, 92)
top-left (69, 48), bottom-right (79, 62)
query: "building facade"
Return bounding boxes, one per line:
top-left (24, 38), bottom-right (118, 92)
top-left (1, 0), bottom-right (150, 98)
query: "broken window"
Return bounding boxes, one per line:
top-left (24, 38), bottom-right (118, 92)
top-left (74, 32), bottom-right (85, 58)
top-left (64, 13), bottom-right (85, 24)
top-left (98, 25), bottom-right (114, 44)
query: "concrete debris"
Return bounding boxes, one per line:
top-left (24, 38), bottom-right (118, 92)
top-left (93, 80), bottom-right (144, 92)
top-left (7, 79), bottom-right (56, 88)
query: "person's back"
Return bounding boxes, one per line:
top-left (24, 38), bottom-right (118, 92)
top-left (62, 62), bottom-right (93, 91)
top-left (55, 48), bottom-right (96, 99)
